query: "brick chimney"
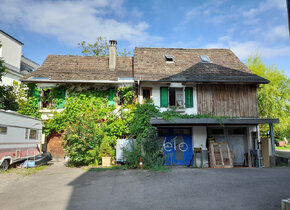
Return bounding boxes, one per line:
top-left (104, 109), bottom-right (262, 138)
top-left (109, 40), bottom-right (117, 71)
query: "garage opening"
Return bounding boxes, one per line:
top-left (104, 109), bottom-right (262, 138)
top-left (207, 127), bottom-right (248, 166)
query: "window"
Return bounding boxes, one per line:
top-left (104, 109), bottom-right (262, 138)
top-left (42, 89), bottom-right (52, 108)
top-left (157, 128), bottom-right (169, 136)
top-left (142, 88), bottom-right (152, 101)
top-left (169, 88), bottom-right (184, 107)
top-left (228, 128), bottom-right (246, 135)
top-left (40, 87), bottom-right (66, 109)
top-left (0, 126), bottom-right (7, 134)
top-left (200, 55), bottom-right (212, 63)
top-left (173, 128), bottom-right (191, 135)
top-left (164, 55), bottom-right (174, 63)
top-left (208, 128), bottom-right (224, 135)
top-left (160, 87), bottom-right (193, 108)
top-left (29, 129), bottom-right (38, 139)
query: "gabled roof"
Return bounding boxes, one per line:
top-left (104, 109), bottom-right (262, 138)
top-left (22, 55), bottom-right (134, 82)
top-left (134, 48), bottom-right (269, 84)
top-left (0, 30), bottom-right (24, 45)
top-left (22, 47), bottom-right (269, 84)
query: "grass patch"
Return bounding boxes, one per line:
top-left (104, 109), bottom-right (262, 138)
top-left (86, 165), bottom-right (169, 172)
top-left (146, 165), bottom-right (169, 172)
top-left (276, 145), bottom-right (290, 150)
top-left (1, 165), bottom-right (49, 176)
top-left (87, 165), bottom-right (127, 172)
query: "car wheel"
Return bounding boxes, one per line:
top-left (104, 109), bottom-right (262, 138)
top-left (0, 160), bottom-right (10, 172)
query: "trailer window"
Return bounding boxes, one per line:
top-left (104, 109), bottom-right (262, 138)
top-left (0, 126), bottom-right (7, 134)
top-left (29, 129), bottom-right (38, 139)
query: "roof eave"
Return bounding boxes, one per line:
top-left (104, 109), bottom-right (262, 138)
top-left (20, 79), bottom-right (135, 84)
top-left (150, 118), bottom-right (279, 125)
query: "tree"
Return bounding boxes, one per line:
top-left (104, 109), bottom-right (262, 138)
top-left (246, 55), bottom-right (290, 141)
top-left (78, 36), bottom-right (130, 56)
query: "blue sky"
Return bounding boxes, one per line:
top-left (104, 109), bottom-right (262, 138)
top-left (0, 0), bottom-right (289, 76)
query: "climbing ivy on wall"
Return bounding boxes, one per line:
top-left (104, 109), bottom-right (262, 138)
top-left (43, 87), bottom-right (136, 166)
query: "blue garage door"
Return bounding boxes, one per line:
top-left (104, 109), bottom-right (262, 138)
top-left (158, 128), bottom-right (193, 166)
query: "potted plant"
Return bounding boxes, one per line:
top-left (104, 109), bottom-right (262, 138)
top-left (99, 136), bottom-right (114, 167)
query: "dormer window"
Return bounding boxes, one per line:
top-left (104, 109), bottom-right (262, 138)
top-left (165, 55), bottom-right (174, 63)
top-left (200, 55), bottom-right (211, 63)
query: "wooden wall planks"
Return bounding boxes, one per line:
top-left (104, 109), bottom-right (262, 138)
top-left (197, 84), bottom-right (258, 117)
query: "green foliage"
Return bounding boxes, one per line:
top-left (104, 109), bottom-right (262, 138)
top-left (44, 90), bottom-right (114, 135)
top-left (45, 88), bottom-right (136, 166)
top-left (123, 140), bottom-right (141, 168)
top-left (63, 113), bottom-right (104, 166)
top-left (247, 56), bottom-right (290, 140)
top-left (16, 83), bottom-right (41, 118)
top-left (129, 101), bottom-right (159, 140)
top-left (78, 36), bottom-right (130, 56)
top-left (41, 86), bottom-right (66, 109)
top-left (0, 57), bottom-right (6, 81)
top-left (0, 85), bottom-right (18, 110)
top-left (116, 87), bottom-right (135, 105)
top-left (126, 101), bottom-right (164, 168)
top-left (99, 135), bottom-right (115, 158)
top-left (87, 166), bottom-right (127, 171)
top-left (17, 97), bottom-right (41, 118)
top-left (78, 36), bottom-right (109, 56)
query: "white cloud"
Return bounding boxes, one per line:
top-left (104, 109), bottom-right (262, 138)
top-left (205, 37), bottom-right (290, 60)
top-left (0, 0), bottom-right (161, 46)
top-left (243, 0), bottom-right (287, 18)
top-left (264, 25), bottom-right (289, 41)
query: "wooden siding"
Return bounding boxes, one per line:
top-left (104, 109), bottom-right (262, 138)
top-left (197, 84), bottom-right (258, 117)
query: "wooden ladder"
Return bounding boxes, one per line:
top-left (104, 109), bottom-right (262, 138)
top-left (210, 142), bottom-right (233, 168)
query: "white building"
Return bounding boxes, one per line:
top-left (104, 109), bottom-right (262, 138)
top-left (0, 30), bottom-right (39, 86)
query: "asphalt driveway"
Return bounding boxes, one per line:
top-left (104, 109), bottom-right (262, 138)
top-left (0, 163), bottom-right (290, 210)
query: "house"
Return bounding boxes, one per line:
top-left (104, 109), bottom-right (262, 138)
top-left (0, 30), bottom-right (39, 86)
top-left (21, 41), bottom-right (279, 167)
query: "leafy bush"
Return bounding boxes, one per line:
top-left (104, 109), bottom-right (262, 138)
top-left (99, 135), bottom-right (115, 158)
top-left (63, 113), bottom-right (104, 166)
top-left (125, 101), bottom-right (164, 168)
top-left (116, 87), bottom-right (135, 105)
top-left (44, 89), bottom-right (136, 166)
top-left (0, 86), bottom-right (18, 110)
top-left (123, 140), bottom-right (141, 168)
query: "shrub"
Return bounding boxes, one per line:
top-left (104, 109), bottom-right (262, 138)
top-left (125, 101), bottom-right (164, 168)
top-left (63, 113), bottom-right (104, 166)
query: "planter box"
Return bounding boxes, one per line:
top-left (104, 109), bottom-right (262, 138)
top-left (102, 157), bottom-right (112, 167)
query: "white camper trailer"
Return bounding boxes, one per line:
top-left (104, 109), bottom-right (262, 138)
top-left (0, 110), bottom-right (43, 171)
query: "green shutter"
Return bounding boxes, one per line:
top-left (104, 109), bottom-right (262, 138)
top-left (160, 87), bottom-right (168, 107)
top-left (185, 87), bottom-right (193, 108)
top-left (109, 88), bottom-right (115, 105)
top-left (32, 88), bottom-right (41, 106)
top-left (54, 87), bottom-right (66, 108)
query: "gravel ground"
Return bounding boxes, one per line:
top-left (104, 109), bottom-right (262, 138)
top-left (0, 163), bottom-right (290, 210)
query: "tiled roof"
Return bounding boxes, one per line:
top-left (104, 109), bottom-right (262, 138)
top-left (22, 48), bottom-right (269, 84)
top-left (22, 55), bottom-right (133, 82)
top-left (134, 48), bottom-right (269, 84)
